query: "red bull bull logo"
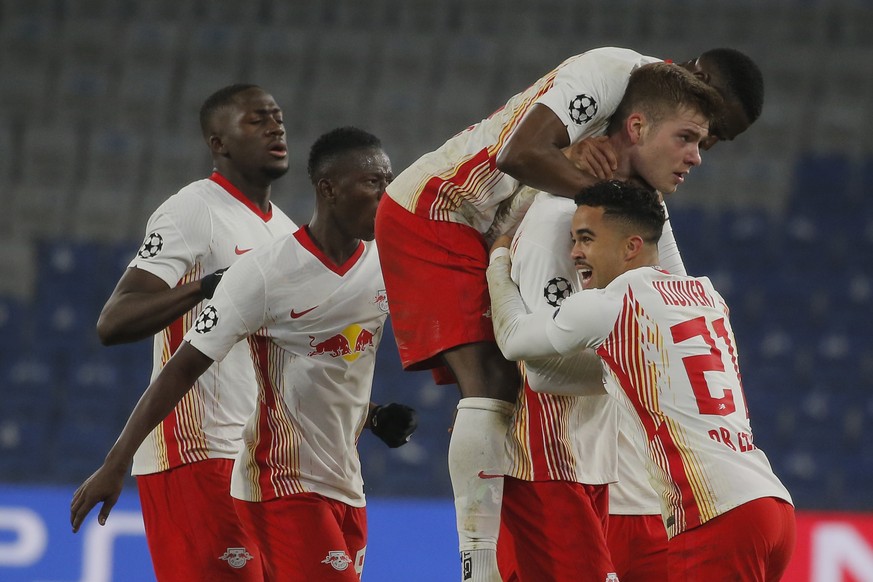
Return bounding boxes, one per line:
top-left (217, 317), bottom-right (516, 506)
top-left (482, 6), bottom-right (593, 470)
top-left (308, 324), bottom-right (379, 361)
top-left (373, 289), bottom-right (389, 312)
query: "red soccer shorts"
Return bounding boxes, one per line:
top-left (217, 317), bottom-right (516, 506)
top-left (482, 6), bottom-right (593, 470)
top-left (234, 493), bottom-right (367, 581)
top-left (137, 458), bottom-right (265, 581)
top-left (497, 477), bottom-right (616, 582)
top-left (374, 195), bottom-right (494, 375)
top-left (668, 496), bottom-right (796, 581)
top-left (607, 514), bottom-right (668, 582)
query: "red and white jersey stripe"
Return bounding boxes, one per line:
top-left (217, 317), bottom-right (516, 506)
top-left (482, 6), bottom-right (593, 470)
top-left (186, 227), bottom-right (387, 506)
top-left (129, 173), bottom-right (295, 475)
top-left (506, 192), bottom-right (617, 484)
top-left (545, 268), bottom-right (792, 537)
top-left (386, 47), bottom-right (660, 235)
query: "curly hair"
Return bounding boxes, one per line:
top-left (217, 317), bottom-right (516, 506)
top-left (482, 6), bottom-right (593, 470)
top-left (574, 180), bottom-right (666, 244)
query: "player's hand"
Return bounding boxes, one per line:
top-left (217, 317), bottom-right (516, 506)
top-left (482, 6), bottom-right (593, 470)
top-left (70, 460), bottom-right (128, 533)
top-left (201, 267), bottom-right (228, 300)
top-left (370, 403), bottom-right (418, 448)
top-left (490, 235), bottom-right (512, 256)
top-left (564, 136), bottom-right (617, 180)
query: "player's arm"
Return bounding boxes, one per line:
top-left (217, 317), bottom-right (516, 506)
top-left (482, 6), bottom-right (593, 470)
top-left (488, 237), bottom-right (615, 361)
top-left (657, 200), bottom-right (687, 276)
top-left (563, 135), bottom-right (617, 180)
top-left (70, 342), bottom-right (214, 533)
top-left (496, 104), bottom-right (600, 199)
top-left (96, 267), bottom-right (225, 345)
top-left (486, 240), bottom-right (565, 360)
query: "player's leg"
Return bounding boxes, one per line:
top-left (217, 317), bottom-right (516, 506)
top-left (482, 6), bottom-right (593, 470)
top-left (667, 497), bottom-right (795, 582)
top-left (500, 477), bottom-right (616, 581)
top-left (234, 493), bottom-right (365, 581)
top-left (375, 195), bottom-right (519, 581)
top-left (137, 459), bottom-right (264, 581)
top-left (607, 514), bottom-right (668, 582)
top-left (443, 342), bottom-right (518, 582)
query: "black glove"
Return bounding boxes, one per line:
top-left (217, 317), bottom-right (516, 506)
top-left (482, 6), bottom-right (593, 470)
top-left (201, 268), bottom-right (228, 299)
top-left (370, 403), bottom-right (418, 448)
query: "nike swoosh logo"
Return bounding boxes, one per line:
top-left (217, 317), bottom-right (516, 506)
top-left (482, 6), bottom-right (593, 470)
top-left (235, 245), bottom-right (252, 255)
top-left (477, 471), bottom-right (503, 480)
top-left (290, 306), bottom-right (318, 319)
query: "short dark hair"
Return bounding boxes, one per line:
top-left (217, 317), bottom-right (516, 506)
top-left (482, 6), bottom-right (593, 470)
top-left (307, 127), bottom-right (383, 184)
top-left (607, 62), bottom-right (723, 135)
top-left (700, 48), bottom-right (764, 123)
top-left (199, 84), bottom-right (261, 138)
top-left (575, 180), bottom-right (666, 244)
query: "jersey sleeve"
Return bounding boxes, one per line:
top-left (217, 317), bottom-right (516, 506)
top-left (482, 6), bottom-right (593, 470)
top-left (184, 252), bottom-right (268, 362)
top-left (129, 192), bottom-right (213, 287)
top-left (510, 193), bottom-right (578, 310)
top-left (546, 288), bottom-right (622, 355)
top-left (657, 200), bottom-right (687, 276)
top-left (535, 49), bottom-right (650, 145)
top-left (509, 193), bottom-right (605, 396)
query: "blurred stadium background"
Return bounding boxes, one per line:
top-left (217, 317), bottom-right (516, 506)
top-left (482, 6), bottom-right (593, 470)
top-left (1, 0), bottom-right (872, 579)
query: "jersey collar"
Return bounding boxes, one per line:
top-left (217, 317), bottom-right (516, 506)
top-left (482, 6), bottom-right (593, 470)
top-left (209, 172), bottom-right (274, 222)
top-left (294, 226), bottom-right (365, 276)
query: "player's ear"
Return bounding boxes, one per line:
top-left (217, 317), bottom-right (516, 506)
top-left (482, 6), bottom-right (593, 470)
top-left (625, 235), bottom-right (644, 259)
top-left (208, 134), bottom-right (227, 156)
top-left (315, 177), bottom-right (335, 203)
top-left (627, 113), bottom-right (644, 144)
top-left (691, 69), bottom-right (711, 84)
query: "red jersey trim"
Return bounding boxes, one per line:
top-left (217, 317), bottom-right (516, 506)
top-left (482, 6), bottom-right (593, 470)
top-left (596, 290), bottom-right (702, 532)
top-left (293, 226), bottom-right (364, 276)
top-left (209, 172), bottom-right (274, 222)
top-left (160, 312), bottom-right (186, 468)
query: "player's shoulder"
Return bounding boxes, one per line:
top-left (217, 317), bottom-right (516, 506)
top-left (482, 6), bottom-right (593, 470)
top-left (269, 202), bottom-right (296, 228)
top-left (153, 178), bottom-right (216, 214)
top-left (568, 47), bottom-right (656, 68)
top-left (611, 266), bottom-right (667, 289)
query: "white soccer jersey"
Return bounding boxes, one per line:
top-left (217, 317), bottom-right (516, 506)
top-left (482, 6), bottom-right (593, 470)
top-left (386, 47), bottom-right (660, 235)
top-left (611, 206), bottom-right (687, 515)
top-left (507, 191), bottom-right (617, 484)
top-left (489, 261), bottom-right (792, 537)
top-left (186, 227), bottom-right (388, 507)
top-left (609, 410), bottom-right (662, 515)
top-left (129, 173), bottom-right (296, 476)
top-left (506, 194), bottom-right (689, 488)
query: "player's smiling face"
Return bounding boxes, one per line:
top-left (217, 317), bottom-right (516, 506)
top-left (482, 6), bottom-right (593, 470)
top-left (629, 106), bottom-right (707, 195)
top-left (330, 147), bottom-right (393, 241)
top-left (570, 205), bottom-right (628, 290)
top-left (218, 88), bottom-right (289, 180)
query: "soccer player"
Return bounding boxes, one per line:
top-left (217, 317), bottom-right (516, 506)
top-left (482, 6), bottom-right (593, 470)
top-left (498, 61), bottom-right (727, 581)
top-left (90, 84), bottom-right (296, 581)
top-left (71, 127), bottom-right (417, 581)
top-left (487, 180), bottom-right (795, 581)
top-left (498, 51), bottom-right (764, 581)
top-left (375, 42), bottom-right (760, 580)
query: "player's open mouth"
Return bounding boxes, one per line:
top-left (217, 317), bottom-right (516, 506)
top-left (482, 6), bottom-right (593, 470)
top-left (269, 143), bottom-right (288, 158)
top-left (578, 266), bottom-right (593, 287)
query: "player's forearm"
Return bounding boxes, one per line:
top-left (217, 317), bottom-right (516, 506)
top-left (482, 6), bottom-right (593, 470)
top-left (104, 344), bottom-right (213, 468)
top-left (487, 249), bottom-right (563, 360)
top-left (495, 103), bottom-right (599, 199)
top-left (497, 146), bottom-right (599, 199)
top-left (657, 200), bottom-right (687, 276)
top-left (525, 351), bottom-right (605, 397)
top-left (97, 284), bottom-right (205, 344)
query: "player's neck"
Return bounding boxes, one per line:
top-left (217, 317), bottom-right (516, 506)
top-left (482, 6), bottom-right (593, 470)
top-left (307, 217), bottom-right (361, 266)
top-left (215, 167), bottom-right (273, 213)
